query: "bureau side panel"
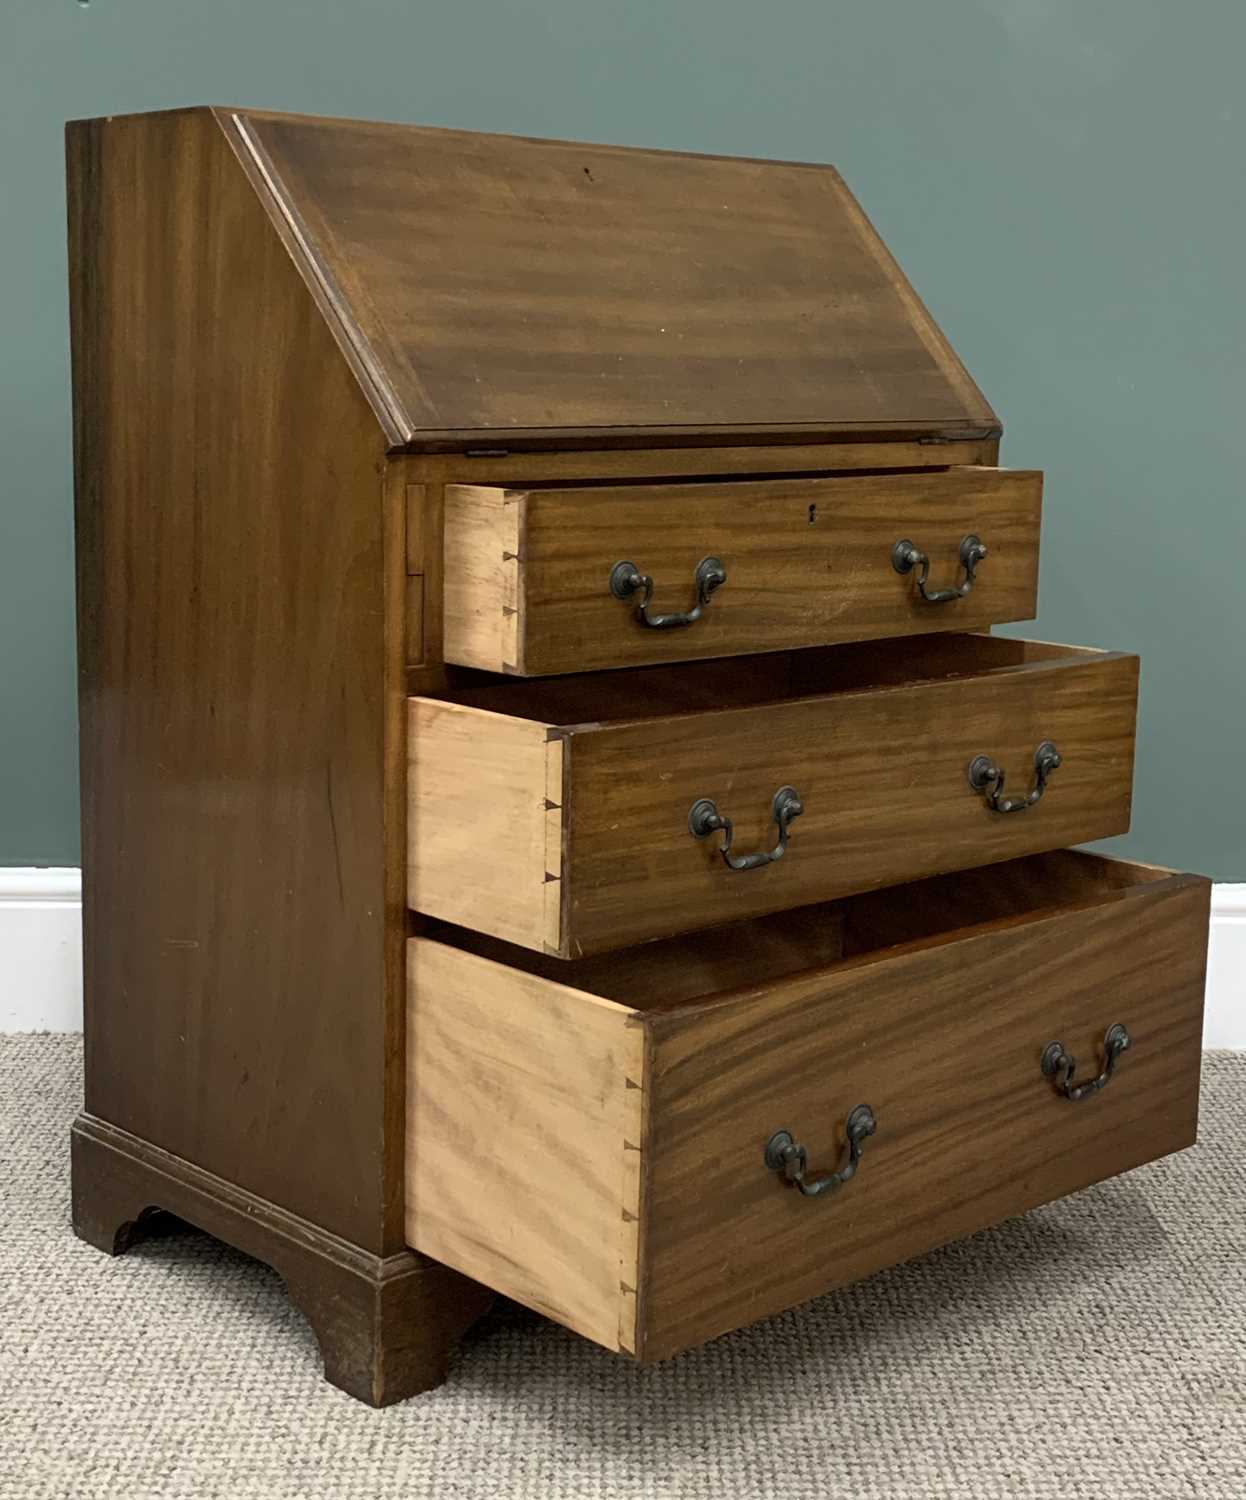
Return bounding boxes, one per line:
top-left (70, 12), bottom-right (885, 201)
top-left (68, 110), bottom-right (400, 1251)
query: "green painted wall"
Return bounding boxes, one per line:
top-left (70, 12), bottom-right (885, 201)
top-left (3, 1), bottom-right (1243, 875)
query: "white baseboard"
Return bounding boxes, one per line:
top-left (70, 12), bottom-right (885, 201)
top-left (2, 869), bottom-right (1244, 1044)
top-left (1204, 883), bottom-right (1246, 1049)
top-left (0, 869), bottom-right (85, 1032)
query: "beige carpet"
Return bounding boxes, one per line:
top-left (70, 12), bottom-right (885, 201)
top-left (2, 1036), bottom-right (1244, 1500)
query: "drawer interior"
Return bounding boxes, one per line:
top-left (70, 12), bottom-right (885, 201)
top-left (437, 633), bottom-right (1104, 726)
top-left (420, 847), bottom-right (1178, 1007)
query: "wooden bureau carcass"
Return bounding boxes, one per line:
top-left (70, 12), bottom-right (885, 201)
top-left (66, 107), bottom-right (1210, 1405)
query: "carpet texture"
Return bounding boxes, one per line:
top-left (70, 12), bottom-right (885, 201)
top-left (1, 1035), bottom-right (1243, 1500)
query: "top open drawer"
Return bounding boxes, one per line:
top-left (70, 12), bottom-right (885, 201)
top-left (443, 467), bottom-right (1041, 675)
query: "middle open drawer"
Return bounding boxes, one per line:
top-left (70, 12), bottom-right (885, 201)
top-left (408, 633), bottom-right (1139, 957)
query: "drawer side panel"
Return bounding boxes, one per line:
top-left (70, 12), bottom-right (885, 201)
top-left (408, 699), bottom-right (560, 950)
top-left (405, 939), bottom-right (642, 1352)
top-left (442, 485), bottom-right (524, 672)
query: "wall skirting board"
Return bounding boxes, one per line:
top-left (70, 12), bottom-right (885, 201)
top-left (1, 868), bottom-right (1244, 1044)
top-left (1204, 882), bottom-right (1246, 1049)
top-left (1, 868), bottom-right (84, 1032)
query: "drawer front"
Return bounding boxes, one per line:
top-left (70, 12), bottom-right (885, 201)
top-left (444, 468), bottom-right (1041, 675)
top-left (560, 653), bottom-right (1138, 954)
top-left (405, 856), bottom-right (1210, 1360)
top-left (638, 863), bottom-right (1209, 1360)
top-left (409, 642), bottom-right (1139, 956)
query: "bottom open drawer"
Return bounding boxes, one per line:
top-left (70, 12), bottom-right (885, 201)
top-left (405, 851), bottom-right (1209, 1362)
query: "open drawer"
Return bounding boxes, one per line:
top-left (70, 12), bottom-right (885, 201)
top-left (406, 851), bottom-right (1210, 1361)
top-left (443, 467), bottom-right (1042, 675)
top-left (408, 634), bottom-right (1139, 956)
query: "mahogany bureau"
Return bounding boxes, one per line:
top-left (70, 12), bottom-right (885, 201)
top-left (67, 107), bottom-right (1212, 1405)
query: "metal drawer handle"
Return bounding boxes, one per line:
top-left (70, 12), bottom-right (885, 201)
top-left (1042, 1024), bottom-right (1131, 1101)
top-left (689, 785), bottom-right (803, 871)
top-left (765, 1104), bottom-right (877, 1198)
top-left (968, 740), bottom-right (1062, 813)
top-left (892, 533), bottom-right (987, 603)
top-left (609, 555), bottom-right (727, 629)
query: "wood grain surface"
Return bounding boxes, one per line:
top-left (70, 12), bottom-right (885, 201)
top-left (638, 863), bottom-right (1209, 1360)
top-left (561, 648), bottom-right (1140, 955)
top-left (443, 468), bottom-right (1041, 674)
top-left (406, 938), bottom-right (644, 1352)
top-left (399, 437), bottom-right (1000, 485)
top-left (407, 699), bottom-right (563, 952)
top-left (410, 636), bottom-right (1140, 955)
top-left (238, 108), bottom-right (999, 449)
top-left (418, 903), bottom-right (844, 1008)
top-left (442, 485), bottom-right (524, 671)
top-left (68, 108), bottom-right (406, 1253)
